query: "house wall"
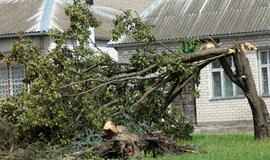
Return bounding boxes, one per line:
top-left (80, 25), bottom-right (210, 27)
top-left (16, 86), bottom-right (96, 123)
top-left (196, 35), bottom-right (270, 124)
top-left (0, 36), bottom-right (49, 55)
top-left (116, 34), bottom-right (270, 125)
top-left (116, 43), bottom-right (179, 63)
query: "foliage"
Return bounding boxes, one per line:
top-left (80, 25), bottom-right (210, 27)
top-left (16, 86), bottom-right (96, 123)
top-left (0, 0), bottom-right (109, 144)
top-left (0, 0), bottom-right (203, 144)
top-left (113, 109), bottom-right (193, 139)
top-left (159, 110), bottom-right (194, 140)
top-left (71, 129), bottom-right (102, 151)
top-left (112, 109), bottom-right (158, 134)
top-left (0, 120), bottom-right (15, 150)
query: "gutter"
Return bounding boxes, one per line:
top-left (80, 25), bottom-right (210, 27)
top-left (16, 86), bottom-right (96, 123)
top-left (0, 31), bottom-right (111, 42)
top-left (108, 30), bottom-right (270, 48)
top-left (0, 31), bottom-right (48, 39)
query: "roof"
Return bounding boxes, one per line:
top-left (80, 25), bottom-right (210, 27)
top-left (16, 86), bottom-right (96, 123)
top-left (95, 0), bottom-right (155, 15)
top-left (0, 0), bottom-right (119, 39)
top-left (0, 0), bottom-right (156, 40)
top-left (112, 0), bottom-right (270, 45)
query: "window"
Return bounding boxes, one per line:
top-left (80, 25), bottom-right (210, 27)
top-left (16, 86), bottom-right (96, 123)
top-left (211, 56), bottom-right (244, 98)
top-left (0, 64), bottom-right (25, 100)
top-left (259, 50), bottom-right (270, 95)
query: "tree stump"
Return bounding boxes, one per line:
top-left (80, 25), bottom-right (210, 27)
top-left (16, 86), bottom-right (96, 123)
top-left (70, 121), bottom-right (197, 159)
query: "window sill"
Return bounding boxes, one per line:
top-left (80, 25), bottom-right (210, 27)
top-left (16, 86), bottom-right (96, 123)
top-left (209, 96), bottom-right (245, 101)
top-left (260, 94), bottom-right (270, 98)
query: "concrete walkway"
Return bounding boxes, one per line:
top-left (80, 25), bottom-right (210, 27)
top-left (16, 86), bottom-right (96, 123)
top-left (194, 121), bottom-right (253, 134)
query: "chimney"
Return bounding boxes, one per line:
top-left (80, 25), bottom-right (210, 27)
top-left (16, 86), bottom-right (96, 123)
top-left (85, 0), bottom-right (93, 5)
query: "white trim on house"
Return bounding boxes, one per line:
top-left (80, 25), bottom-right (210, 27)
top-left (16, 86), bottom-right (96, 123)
top-left (258, 50), bottom-right (270, 95)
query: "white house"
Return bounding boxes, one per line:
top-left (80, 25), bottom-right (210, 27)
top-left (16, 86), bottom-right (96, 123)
top-left (110, 0), bottom-right (270, 132)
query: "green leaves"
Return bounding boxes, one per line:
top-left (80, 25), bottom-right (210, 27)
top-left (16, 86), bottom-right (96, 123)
top-left (112, 10), bottom-right (154, 42)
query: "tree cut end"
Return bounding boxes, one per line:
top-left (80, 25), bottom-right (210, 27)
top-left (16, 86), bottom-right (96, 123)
top-left (103, 121), bottom-right (118, 133)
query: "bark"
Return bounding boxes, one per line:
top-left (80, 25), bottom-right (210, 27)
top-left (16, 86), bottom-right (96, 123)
top-left (219, 43), bottom-right (270, 139)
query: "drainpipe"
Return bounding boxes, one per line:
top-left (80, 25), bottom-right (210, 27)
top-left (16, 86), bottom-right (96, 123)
top-left (85, 0), bottom-right (96, 54)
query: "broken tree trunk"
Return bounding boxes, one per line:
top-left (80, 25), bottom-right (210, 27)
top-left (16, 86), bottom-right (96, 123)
top-left (219, 42), bottom-right (270, 139)
top-left (71, 121), bottom-right (196, 159)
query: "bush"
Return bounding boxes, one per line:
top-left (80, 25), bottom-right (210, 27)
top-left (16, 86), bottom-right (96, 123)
top-left (159, 110), bottom-right (194, 140)
top-left (113, 109), bottom-right (194, 140)
top-left (0, 120), bottom-right (16, 151)
top-left (71, 129), bottom-right (102, 151)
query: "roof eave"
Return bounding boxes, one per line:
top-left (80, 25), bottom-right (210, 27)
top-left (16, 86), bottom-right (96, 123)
top-left (108, 30), bottom-right (270, 48)
top-left (0, 31), bottom-right (48, 39)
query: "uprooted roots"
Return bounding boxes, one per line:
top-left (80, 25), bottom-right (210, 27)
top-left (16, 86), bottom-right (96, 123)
top-left (92, 131), bottom-right (196, 159)
top-left (70, 132), bottom-right (196, 159)
top-left (66, 121), bottom-right (196, 159)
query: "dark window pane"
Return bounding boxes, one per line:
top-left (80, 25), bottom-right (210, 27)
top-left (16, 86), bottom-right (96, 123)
top-left (226, 56), bottom-right (233, 67)
top-left (236, 85), bottom-right (244, 96)
top-left (268, 52), bottom-right (270, 65)
top-left (212, 72), bottom-right (222, 97)
top-left (211, 60), bottom-right (221, 69)
top-left (223, 72), bottom-right (233, 96)
top-left (262, 67), bottom-right (269, 94)
top-left (261, 52), bottom-right (268, 64)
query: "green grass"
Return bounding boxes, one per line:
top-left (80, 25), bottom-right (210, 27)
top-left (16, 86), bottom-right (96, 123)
top-left (142, 134), bottom-right (270, 160)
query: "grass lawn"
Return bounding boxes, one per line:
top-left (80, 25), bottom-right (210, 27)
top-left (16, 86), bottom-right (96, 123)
top-left (142, 134), bottom-right (270, 160)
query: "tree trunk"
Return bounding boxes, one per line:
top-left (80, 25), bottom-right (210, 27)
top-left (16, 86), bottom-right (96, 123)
top-left (219, 42), bottom-right (270, 139)
top-left (246, 94), bottom-right (270, 139)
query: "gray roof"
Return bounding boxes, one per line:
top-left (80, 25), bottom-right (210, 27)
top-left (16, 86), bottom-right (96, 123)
top-left (0, 0), bottom-right (120, 39)
top-left (113, 0), bottom-right (270, 45)
top-left (0, 0), bottom-right (156, 40)
top-left (95, 0), bottom-right (155, 15)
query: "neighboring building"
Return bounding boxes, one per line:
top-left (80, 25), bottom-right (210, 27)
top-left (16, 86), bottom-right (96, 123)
top-left (110, 0), bottom-right (270, 129)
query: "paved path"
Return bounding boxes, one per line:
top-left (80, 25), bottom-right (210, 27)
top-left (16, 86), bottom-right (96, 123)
top-left (194, 121), bottom-right (253, 134)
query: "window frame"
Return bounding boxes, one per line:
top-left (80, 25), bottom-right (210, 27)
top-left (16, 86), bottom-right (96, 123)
top-left (0, 63), bottom-right (25, 100)
top-left (210, 56), bottom-right (244, 99)
top-left (259, 50), bottom-right (270, 95)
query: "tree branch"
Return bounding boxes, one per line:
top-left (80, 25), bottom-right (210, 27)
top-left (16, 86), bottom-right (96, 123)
top-left (131, 75), bottom-right (173, 108)
top-left (82, 62), bottom-right (130, 73)
top-left (181, 48), bottom-right (232, 63)
top-left (69, 73), bottom-right (165, 97)
top-left (101, 99), bottom-right (120, 108)
top-left (219, 56), bottom-right (244, 88)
